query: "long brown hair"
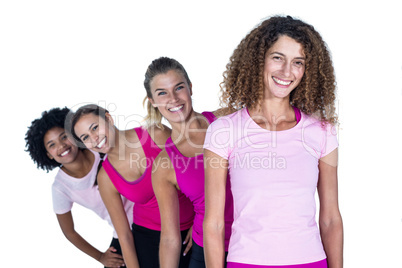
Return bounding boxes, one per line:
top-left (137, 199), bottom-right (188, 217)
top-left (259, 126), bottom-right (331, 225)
top-left (220, 15), bottom-right (337, 125)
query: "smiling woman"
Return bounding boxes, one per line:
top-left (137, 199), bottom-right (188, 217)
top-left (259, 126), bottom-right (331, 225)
top-left (44, 127), bottom-right (79, 166)
top-left (146, 57), bottom-right (234, 268)
top-left (203, 15), bottom-right (343, 268)
top-left (263, 35), bottom-right (306, 99)
top-left (69, 103), bottom-right (195, 268)
top-left (70, 105), bottom-right (113, 151)
top-left (24, 107), bottom-right (133, 268)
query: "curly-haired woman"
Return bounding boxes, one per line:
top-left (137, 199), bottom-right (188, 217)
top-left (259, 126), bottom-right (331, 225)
top-left (203, 15), bottom-right (343, 268)
top-left (25, 107), bottom-right (134, 267)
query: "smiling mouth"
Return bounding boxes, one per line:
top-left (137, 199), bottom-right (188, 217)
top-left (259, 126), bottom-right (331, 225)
top-left (272, 76), bottom-right (292, 86)
top-left (96, 137), bottom-right (106, 149)
top-left (168, 105), bottom-right (184, 112)
top-left (60, 149), bottom-right (70, 157)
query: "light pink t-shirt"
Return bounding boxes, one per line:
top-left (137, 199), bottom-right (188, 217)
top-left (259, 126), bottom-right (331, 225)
top-left (52, 150), bottom-right (134, 238)
top-left (204, 108), bottom-right (338, 266)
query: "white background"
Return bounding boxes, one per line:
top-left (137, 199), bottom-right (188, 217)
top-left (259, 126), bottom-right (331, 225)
top-left (1, 0), bottom-right (401, 267)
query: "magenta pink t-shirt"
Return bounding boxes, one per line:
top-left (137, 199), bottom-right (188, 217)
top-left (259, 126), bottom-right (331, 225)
top-left (165, 112), bottom-right (233, 250)
top-left (204, 108), bottom-right (338, 266)
top-left (102, 127), bottom-right (194, 231)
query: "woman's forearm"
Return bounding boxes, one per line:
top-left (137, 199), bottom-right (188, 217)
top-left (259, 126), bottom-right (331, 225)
top-left (63, 230), bottom-right (103, 262)
top-left (204, 220), bottom-right (225, 268)
top-left (118, 231), bottom-right (140, 268)
top-left (320, 217), bottom-right (343, 268)
top-left (159, 235), bottom-right (182, 268)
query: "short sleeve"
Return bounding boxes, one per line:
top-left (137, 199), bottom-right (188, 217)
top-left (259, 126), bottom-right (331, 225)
top-left (301, 117), bottom-right (339, 159)
top-left (203, 117), bottom-right (233, 160)
top-left (320, 123), bottom-right (339, 158)
top-left (52, 183), bottom-right (73, 215)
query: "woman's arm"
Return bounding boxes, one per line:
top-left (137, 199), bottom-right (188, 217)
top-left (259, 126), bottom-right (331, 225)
top-left (56, 211), bottom-right (125, 267)
top-left (98, 169), bottom-right (139, 268)
top-left (152, 151), bottom-right (182, 268)
top-left (317, 148), bottom-right (343, 268)
top-left (203, 149), bottom-right (228, 268)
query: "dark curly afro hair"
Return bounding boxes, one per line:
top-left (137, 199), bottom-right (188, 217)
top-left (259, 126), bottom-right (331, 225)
top-left (25, 107), bottom-right (71, 172)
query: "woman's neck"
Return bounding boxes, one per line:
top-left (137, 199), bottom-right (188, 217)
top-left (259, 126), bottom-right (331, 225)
top-left (105, 127), bottom-right (127, 160)
top-left (61, 149), bottom-right (94, 178)
top-left (170, 110), bottom-right (208, 144)
top-left (249, 98), bottom-right (296, 131)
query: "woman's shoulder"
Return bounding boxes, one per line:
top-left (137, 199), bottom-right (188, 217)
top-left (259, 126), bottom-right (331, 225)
top-left (212, 107), bottom-right (231, 118)
top-left (210, 108), bottom-right (244, 127)
top-left (300, 112), bottom-right (337, 134)
top-left (152, 149), bottom-right (175, 179)
top-left (146, 124), bottom-right (172, 148)
top-left (123, 125), bottom-right (171, 148)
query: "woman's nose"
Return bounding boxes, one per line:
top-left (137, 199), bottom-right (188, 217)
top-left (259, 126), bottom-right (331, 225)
top-left (281, 62), bottom-right (291, 77)
top-left (282, 62), bottom-right (292, 77)
top-left (91, 134), bottom-right (99, 146)
top-left (169, 92), bottom-right (179, 102)
top-left (57, 142), bottom-right (66, 151)
top-left (84, 133), bottom-right (98, 148)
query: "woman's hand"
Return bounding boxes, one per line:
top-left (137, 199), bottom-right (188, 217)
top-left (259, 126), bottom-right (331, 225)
top-left (99, 246), bottom-right (125, 267)
top-left (183, 226), bottom-right (193, 256)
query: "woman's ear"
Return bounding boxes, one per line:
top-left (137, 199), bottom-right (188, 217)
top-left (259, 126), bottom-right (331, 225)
top-left (105, 112), bottom-right (115, 125)
top-left (189, 83), bottom-right (193, 96)
top-left (148, 97), bottom-right (156, 108)
top-left (46, 151), bottom-right (54, 160)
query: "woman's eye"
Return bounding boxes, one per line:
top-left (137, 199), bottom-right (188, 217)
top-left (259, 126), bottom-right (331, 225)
top-left (157, 91), bottom-right (166, 96)
top-left (81, 135), bottom-right (88, 142)
top-left (92, 125), bottom-right (98, 131)
top-left (61, 134), bottom-right (68, 140)
top-left (176, 86), bottom-right (184, 91)
top-left (48, 143), bottom-right (54, 148)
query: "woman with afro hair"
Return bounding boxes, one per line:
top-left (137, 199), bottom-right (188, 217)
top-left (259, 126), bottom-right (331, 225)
top-left (25, 107), bottom-right (134, 267)
top-left (203, 15), bottom-right (343, 268)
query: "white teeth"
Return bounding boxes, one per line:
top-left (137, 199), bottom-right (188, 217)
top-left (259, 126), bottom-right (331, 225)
top-left (60, 150), bottom-right (70, 157)
top-left (96, 138), bottom-right (106, 149)
top-left (273, 77), bottom-right (291, 86)
top-left (169, 105), bottom-right (183, 112)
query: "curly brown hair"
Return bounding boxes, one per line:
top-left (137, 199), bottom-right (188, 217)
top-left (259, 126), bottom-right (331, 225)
top-left (220, 15), bottom-right (337, 125)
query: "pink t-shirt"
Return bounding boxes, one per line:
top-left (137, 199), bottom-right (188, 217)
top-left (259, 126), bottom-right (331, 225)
top-left (102, 127), bottom-right (194, 231)
top-left (52, 150), bottom-right (134, 238)
top-left (204, 108), bottom-right (338, 266)
top-left (165, 112), bottom-right (233, 249)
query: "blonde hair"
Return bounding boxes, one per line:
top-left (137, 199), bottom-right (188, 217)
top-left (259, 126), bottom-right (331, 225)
top-left (143, 57), bottom-right (191, 128)
top-left (142, 96), bottom-right (164, 129)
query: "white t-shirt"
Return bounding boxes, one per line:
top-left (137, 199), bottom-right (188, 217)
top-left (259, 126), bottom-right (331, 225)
top-left (52, 150), bottom-right (134, 238)
top-left (204, 108), bottom-right (338, 265)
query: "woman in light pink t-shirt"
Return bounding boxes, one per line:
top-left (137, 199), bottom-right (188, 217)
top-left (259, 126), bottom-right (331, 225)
top-left (203, 15), bottom-right (343, 268)
top-left (25, 107), bottom-right (132, 268)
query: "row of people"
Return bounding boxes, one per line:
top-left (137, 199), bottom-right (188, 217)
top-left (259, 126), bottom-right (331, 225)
top-left (25, 15), bottom-right (343, 268)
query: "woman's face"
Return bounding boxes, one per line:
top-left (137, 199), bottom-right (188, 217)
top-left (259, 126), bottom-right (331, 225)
top-left (263, 35), bottom-right (306, 100)
top-left (149, 69), bottom-right (193, 124)
top-left (73, 113), bottom-right (115, 154)
top-left (44, 127), bottom-right (79, 165)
